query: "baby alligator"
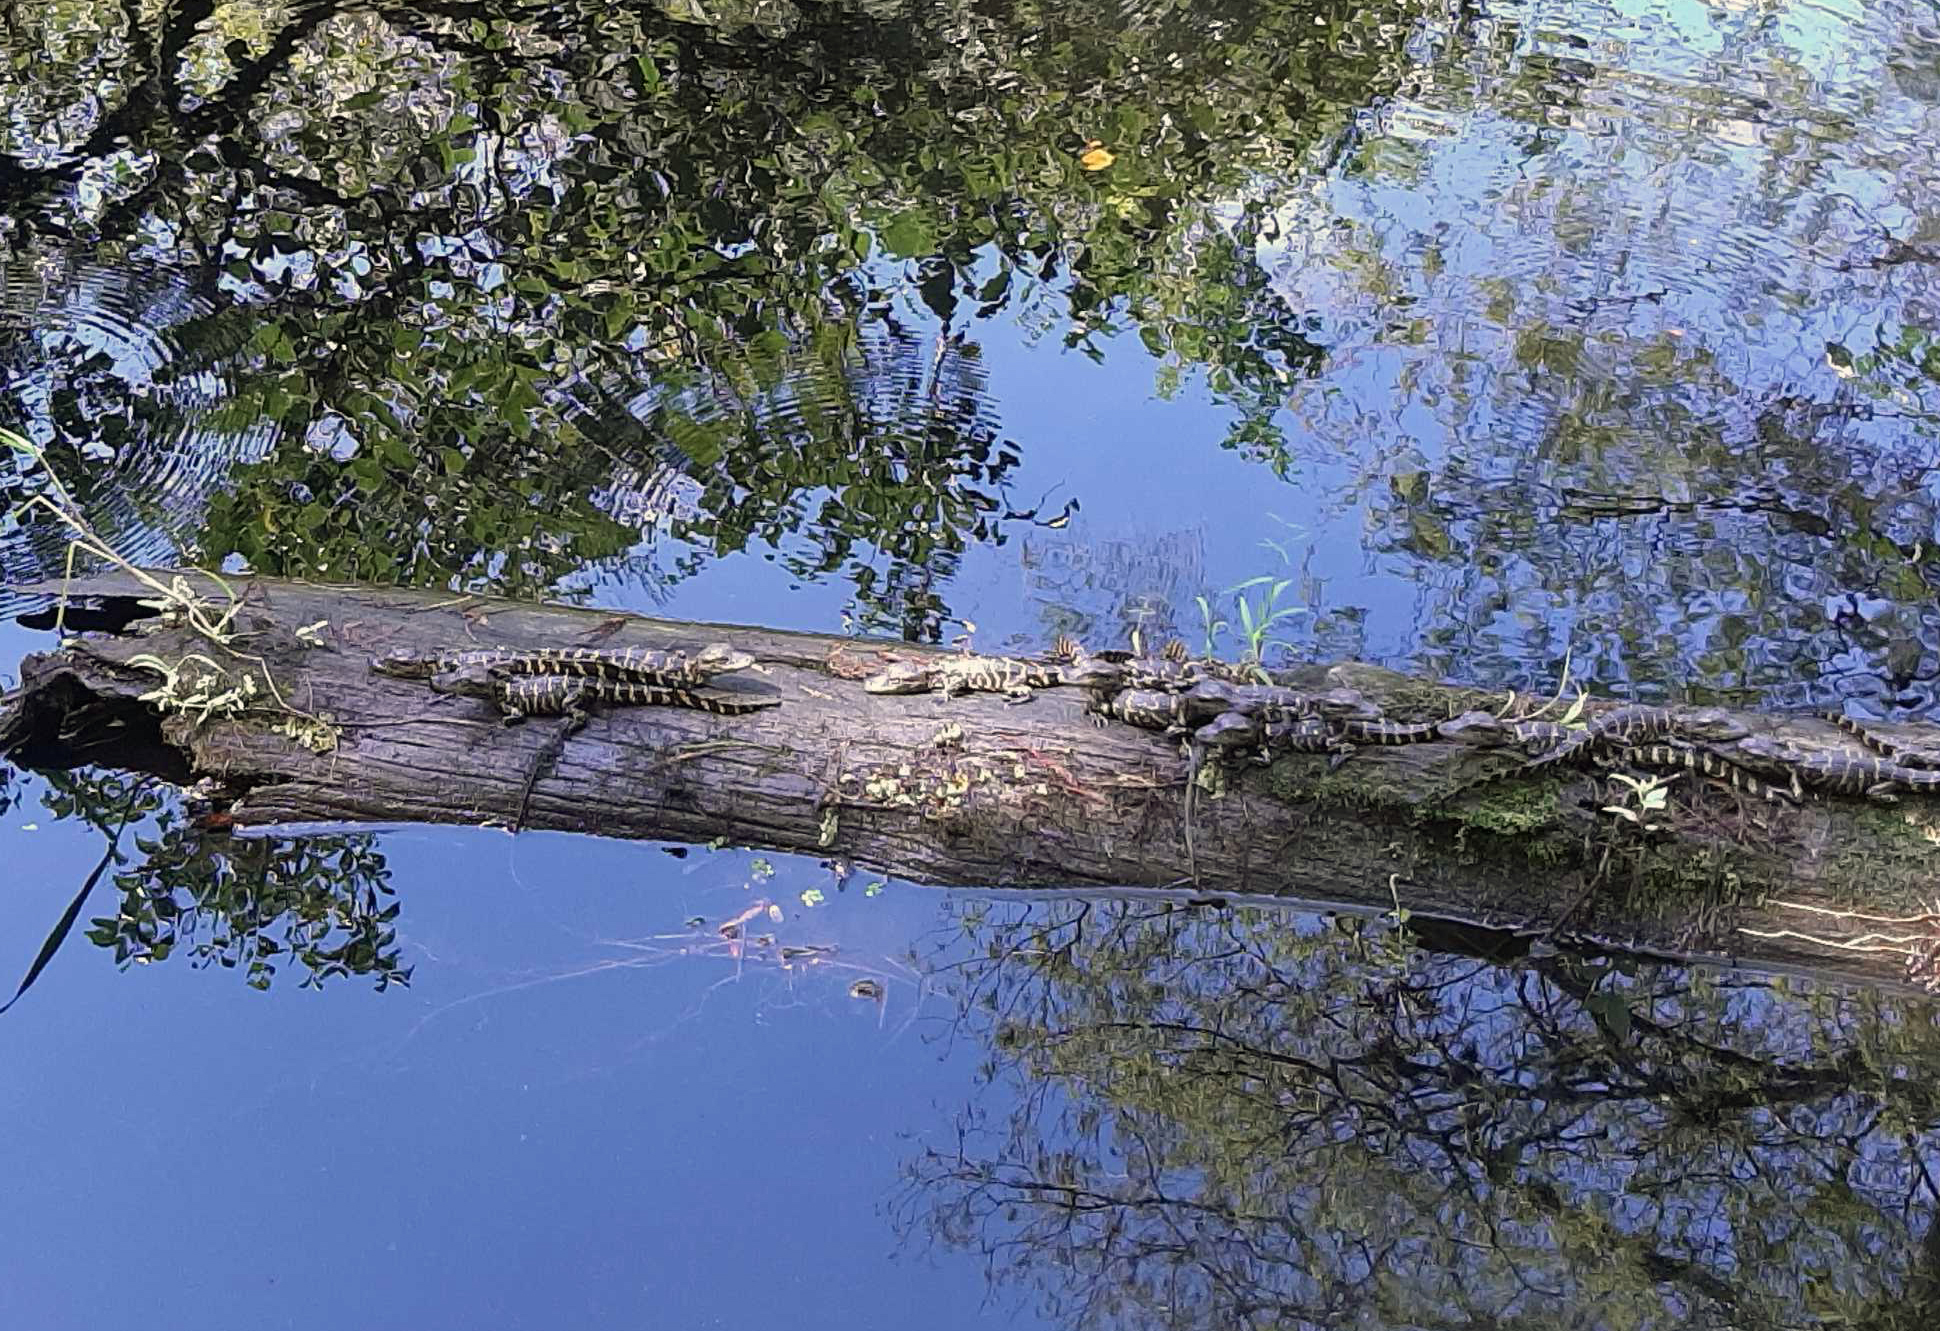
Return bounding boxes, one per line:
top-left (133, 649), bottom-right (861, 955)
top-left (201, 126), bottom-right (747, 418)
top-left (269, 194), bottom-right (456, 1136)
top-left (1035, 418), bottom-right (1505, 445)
top-left (1728, 736), bottom-right (1940, 801)
top-left (1434, 712), bottom-right (1579, 752)
top-left (433, 666), bottom-right (779, 722)
top-left (1180, 709), bottom-right (1279, 882)
top-left (863, 652), bottom-right (1122, 703)
top-left (1093, 688), bottom-right (1187, 731)
top-left (414, 664), bottom-right (777, 835)
top-left (1193, 711), bottom-right (1264, 752)
top-left (1599, 743), bottom-right (1797, 804)
top-left (1254, 717), bottom-right (1445, 770)
top-left (1096, 682), bottom-right (1380, 735)
top-left (1430, 710), bottom-right (1752, 802)
top-left (1051, 635), bottom-right (1261, 689)
top-left (374, 642), bottom-right (754, 687)
top-left (1526, 705), bottom-right (1749, 769)
top-left (1172, 680), bottom-right (1380, 727)
top-left (1262, 717), bottom-right (1352, 755)
top-left (1332, 718), bottom-right (1443, 746)
top-left (1175, 709), bottom-right (1412, 874)
top-left (1822, 711), bottom-right (1940, 770)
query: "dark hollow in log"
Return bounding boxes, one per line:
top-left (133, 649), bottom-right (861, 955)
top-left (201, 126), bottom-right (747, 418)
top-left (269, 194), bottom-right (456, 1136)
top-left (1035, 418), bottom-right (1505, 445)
top-left (5, 570), bottom-right (1940, 993)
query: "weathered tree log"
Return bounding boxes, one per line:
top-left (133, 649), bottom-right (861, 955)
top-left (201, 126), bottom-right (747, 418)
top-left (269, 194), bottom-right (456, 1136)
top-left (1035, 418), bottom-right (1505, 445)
top-left (5, 570), bottom-right (1940, 992)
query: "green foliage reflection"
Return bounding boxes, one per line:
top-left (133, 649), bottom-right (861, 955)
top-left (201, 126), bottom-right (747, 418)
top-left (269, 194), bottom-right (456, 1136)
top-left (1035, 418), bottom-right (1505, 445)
top-left (0, 0), bottom-right (1426, 627)
top-left (39, 771), bottom-right (410, 993)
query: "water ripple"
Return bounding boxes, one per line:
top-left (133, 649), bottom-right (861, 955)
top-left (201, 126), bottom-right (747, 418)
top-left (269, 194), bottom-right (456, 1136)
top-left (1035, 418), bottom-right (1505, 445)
top-left (0, 252), bottom-right (276, 608)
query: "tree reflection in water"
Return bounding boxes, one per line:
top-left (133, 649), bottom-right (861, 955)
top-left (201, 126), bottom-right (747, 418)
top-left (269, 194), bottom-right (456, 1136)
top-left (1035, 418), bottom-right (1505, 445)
top-left (904, 897), bottom-right (1940, 1328)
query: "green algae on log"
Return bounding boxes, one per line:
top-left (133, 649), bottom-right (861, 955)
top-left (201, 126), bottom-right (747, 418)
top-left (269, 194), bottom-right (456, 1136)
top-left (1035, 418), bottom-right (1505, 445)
top-left (5, 570), bottom-right (1940, 993)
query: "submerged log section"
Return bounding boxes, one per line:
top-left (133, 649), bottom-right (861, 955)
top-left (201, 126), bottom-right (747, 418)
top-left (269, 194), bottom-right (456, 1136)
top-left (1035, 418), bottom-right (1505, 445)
top-left (5, 570), bottom-right (1940, 990)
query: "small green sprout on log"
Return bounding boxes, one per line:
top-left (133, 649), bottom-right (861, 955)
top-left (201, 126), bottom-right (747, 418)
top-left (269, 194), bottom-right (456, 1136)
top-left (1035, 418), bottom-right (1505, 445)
top-left (1602, 771), bottom-right (1676, 834)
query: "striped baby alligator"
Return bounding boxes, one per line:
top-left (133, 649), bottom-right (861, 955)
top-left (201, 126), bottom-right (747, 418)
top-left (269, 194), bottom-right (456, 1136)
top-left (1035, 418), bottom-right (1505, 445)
top-left (1332, 718), bottom-right (1443, 747)
top-left (859, 633), bottom-right (1207, 705)
top-left (1726, 736), bottom-right (1940, 802)
top-left (1085, 690), bottom-right (1343, 879)
top-left (1524, 705), bottom-right (1749, 769)
top-left (1179, 708), bottom-right (1289, 882)
top-left (1254, 717), bottom-right (1444, 767)
top-left (1592, 743), bottom-right (1796, 804)
top-left (1052, 634), bottom-right (1263, 691)
top-left (1250, 716), bottom-right (1439, 764)
top-left (1124, 695), bottom-right (1422, 879)
top-left (1821, 712), bottom-right (1940, 770)
top-left (1192, 681), bottom-right (1382, 725)
top-left (1430, 709), bottom-right (1759, 802)
top-left (426, 662), bottom-right (778, 832)
top-left (862, 650), bottom-right (1124, 703)
top-left (1260, 717), bottom-right (1354, 757)
top-left (373, 642), bottom-right (755, 686)
top-left (431, 665), bottom-right (780, 723)
top-left (1169, 705), bottom-right (1433, 876)
top-left (1096, 680), bottom-right (1381, 731)
top-left (1434, 712), bottom-right (1574, 754)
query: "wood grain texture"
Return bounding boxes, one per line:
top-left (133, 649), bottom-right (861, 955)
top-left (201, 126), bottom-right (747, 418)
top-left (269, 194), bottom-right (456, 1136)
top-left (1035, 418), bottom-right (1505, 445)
top-left (6, 569), bottom-right (1940, 992)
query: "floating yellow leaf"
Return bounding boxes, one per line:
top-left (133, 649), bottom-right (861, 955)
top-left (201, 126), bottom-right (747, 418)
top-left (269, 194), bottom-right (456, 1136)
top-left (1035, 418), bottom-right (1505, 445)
top-left (1078, 139), bottom-right (1115, 171)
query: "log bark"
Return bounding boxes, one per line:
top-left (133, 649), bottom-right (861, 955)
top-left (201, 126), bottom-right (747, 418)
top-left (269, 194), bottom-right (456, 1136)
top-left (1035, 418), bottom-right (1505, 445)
top-left (5, 569), bottom-right (1940, 992)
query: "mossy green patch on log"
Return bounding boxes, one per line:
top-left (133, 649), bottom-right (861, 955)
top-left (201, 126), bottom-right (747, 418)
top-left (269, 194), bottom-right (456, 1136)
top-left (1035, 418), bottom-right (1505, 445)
top-left (1433, 776), bottom-right (1563, 839)
top-left (1260, 754), bottom-right (1419, 811)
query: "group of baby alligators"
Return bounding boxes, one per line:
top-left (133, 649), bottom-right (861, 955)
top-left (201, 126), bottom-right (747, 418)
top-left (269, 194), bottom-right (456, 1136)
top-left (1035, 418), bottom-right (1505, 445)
top-left (370, 641), bottom-right (782, 828)
top-left (857, 634), bottom-right (1940, 805)
top-left (369, 634), bottom-right (1940, 808)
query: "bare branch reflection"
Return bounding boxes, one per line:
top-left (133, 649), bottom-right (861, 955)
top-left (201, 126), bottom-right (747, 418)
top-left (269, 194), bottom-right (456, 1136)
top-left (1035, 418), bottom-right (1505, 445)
top-left (903, 897), bottom-right (1940, 1328)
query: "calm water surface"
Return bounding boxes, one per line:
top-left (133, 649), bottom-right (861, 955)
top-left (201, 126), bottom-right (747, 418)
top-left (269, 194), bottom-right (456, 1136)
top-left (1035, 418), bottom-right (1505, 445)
top-left (5, 0), bottom-right (1940, 1324)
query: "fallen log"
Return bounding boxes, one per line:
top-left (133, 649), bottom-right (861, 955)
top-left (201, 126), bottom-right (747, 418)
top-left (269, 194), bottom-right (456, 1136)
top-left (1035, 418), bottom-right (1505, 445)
top-left (5, 569), bottom-right (1940, 993)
